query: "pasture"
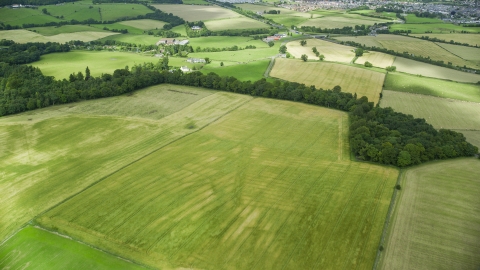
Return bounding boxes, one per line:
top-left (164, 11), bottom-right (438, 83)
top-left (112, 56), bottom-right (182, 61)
top-left (271, 58), bottom-right (385, 104)
top-left (90, 23), bottom-right (144, 35)
top-left (0, 84), bottom-right (222, 241)
top-left (0, 7), bottom-right (61, 26)
top-left (286, 38), bottom-right (355, 63)
top-left (404, 14), bottom-right (443, 24)
top-left (410, 33), bottom-right (480, 46)
top-left (0, 226), bottom-right (145, 269)
top-left (381, 158), bottom-right (480, 270)
top-left (393, 57), bottom-right (480, 83)
top-left (152, 4), bottom-right (240, 21)
top-left (0, 29), bottom-right (118, 43)
top-left (355, 51), bottom-right (395, 68)
top-left (301, 13), bottom-right (390, 29)
top-left (435, 42), bottom-right (480, 65)
top-left (384, 72), bottom-right (480, 103)
top-left (46, 3), bottom-right (152, 22)
top-left (200, 59), bottom-right (270, 81)
top-left (29, 25), bottom-right (110, 36)
top-left (118, 19), bottom-right (167, 31)
top-left (187, 36), bottom-right (268, 49)
top-left (380, 90), bottom-right (480, 131)
top-left (35, 91), bottom-right (398, 269)
top-left (30, 51), bottom-right (157, 80)
top-left (97, 33), bottom-right (162, 45)
top-left (204, 17), bottom-right (269, 31)
top-left (389, 23), bottom-right (480, 34)
top-left (187, 45), bottom-right (278, 63)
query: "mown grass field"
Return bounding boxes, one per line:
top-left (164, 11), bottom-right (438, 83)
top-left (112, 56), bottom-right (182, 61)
top-left (271, 58), bottom-right (385, 104)
top-left (187, 36), bottom-right (268, 49)
top-left (389, 23), bottom-right (480, 34)
top-left (393, 57), bottom-right (480, 83)
top-left (0, 29), bottom-right (118, 43)
top-left (46, 3), bottom-right (152, 22)
top-left (30, 51), bottom-right (157, 79)
top-left (0, 85), bottom-right (222, 241)
top-left (90, 23), bottom-right (144, 35)
top-left (152, 4), bottom-right (240, 21)
top-left (187, 44), bottom-right (279, 63)
top-left (384, 72), bottom-right (480, 102)
top-left (301, 12), bottom-right (390, 29)
top-left (435, 42), bottom-right (480, 64)
top-left (404, 14), bottom-right (443, 24)
top-left (338, 34), bottom-right (476, 69)
top-left (235, 4), bottom-right (323, 27)
top-left (118, 19), bottom-right (166, 31)
top-left (205, 17), bottom-right (269, 31)
top-left (381, 158), bottom-right (480, 270)
top-left (380, 90), bottom-right (480, 132)
top-left (0, 226), bottom-right (146, 269)
top-left (355, 51), bottom-right (395, 68)
top-left (411, 33), bottom-right (480, 46)
top-left (29, 25), bottom-right (110, 36)
top-left (97, 33), bottom-right (162, 45)
top-left (33, 91), bottom-right (398, 269)
top-left (201, 59), bottom-right (270, 81)
top-left (286, 38), bottom-right (355, 63)
top-left (0, 7), bottom-right (61, 26)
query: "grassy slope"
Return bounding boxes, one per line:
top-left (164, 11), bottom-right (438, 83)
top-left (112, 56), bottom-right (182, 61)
top-left (46, 3), bottom-right (152, 22)
top-left (301, 12), bottom-right (390, 28)
top-left (0, 29), bottom-right (118, 43)
top-left (393, 57), bottom-right (480, 83)
top-left (200, 59), bottom-right (270, 81)
top-left (29, 25), bottom-right (110, 35)
top-left (384, 72), bottom-right (480, 102)
top-left (36, 93), bottom-right (398, 269)
top-left (381, 158), bottom-right (480, 270)
top-left (0, 226), bottom-right (146, 269)
top-left (271, 58), bottom-right (385, 104)
top-left (0, 85), bottom-right (216, 241)
top-left (0, 8), bottom-right (61, 26)
top-left (30, 51), bottom-right (157, 79)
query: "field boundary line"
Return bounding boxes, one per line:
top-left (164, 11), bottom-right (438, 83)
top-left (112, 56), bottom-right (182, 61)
top-left (264, 57), bottom-right (275, 78)
top-left (372, 169), bottom-right (403, 270)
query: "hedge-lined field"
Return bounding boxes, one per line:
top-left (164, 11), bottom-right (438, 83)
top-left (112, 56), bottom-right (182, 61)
top-left (356, 51), bottom-right (395, 68)
top-left (0, 29), bottom-right (117, 43)
top-left (37, 95), bottom-right (398, 269)
top-left (286, 38), bottom-right (355, 63)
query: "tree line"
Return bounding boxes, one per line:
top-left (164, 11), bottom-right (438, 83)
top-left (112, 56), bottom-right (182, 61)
top-left (0, 61), bottom-right (477, 166)
top-left (0, 40), bottom-right (70, 65)
top-left (0, 0), bottom-right (76, 5)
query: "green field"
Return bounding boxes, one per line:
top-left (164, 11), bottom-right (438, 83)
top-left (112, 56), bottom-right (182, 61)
top-left (26, 89), bottom-right (398, 269)
top-left (0, 7), bottom-right (61, 26)
top-left (286, 38), bottom-right (355, 63)
top-left (46, 2), bottom-right (152, 22)
top-left (355, 51), bottom-right (395, 68)
top-left (187, 45), bottom-right (279, 63)
top-left (152, 4), bottom-right (240, 21)
top-left (0, 226), bottom-right (146, 269)
top-left (404, 14), bottom-right (443, 24)
top-left (205, 17), bottom-right (269, 31)
top-left (380, 90), bottom-right (480, 133)
top-left (393, 57), bottom-right (480, 83)
top-left (301, 12), bottom-right (390, 29)
top-left (97, 33), bottom-right (162, 45)
top-left (384, 72), bottom-right (480, 102)
top-left (201, 59), bottom-right (271, 81)
top-left (90, 23), bottom-right (144, 35)
top-left (30, 51), bottom-right (157, 79)
top-left (381, 158), bottom-right (480, 270)
top-left (410, 33), bottom-right (480, 46)
top-left (29, 25), bottom-right (110, 36)
top-left (271, 58), bottom-right (385, 104)
top-left (390, 23), bottom-right (480, 34)
top-left (187, 36), bottom-right (268, 49)
top-left (0, 29), bottom-right (118, 43)
top-left (436, 42), bottom-right (480, 64)
top-left (118, 19), bottom-right (166, 31)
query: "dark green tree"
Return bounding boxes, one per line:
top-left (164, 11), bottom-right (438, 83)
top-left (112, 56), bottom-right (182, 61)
top-left (279, 45), bottom-right (287, 54)
top-left (85, 66), bottom-right (91, 81)
top-left (301, 54), bottom-right (308, 62)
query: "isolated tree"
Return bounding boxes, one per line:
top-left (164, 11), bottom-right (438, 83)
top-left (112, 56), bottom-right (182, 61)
top-left (268, 41), bottom-right (274, 47)
top-left (301, 54), bottom-right (308, 62)
top-left (300, 40), bottom-right (307, 46)
top-left (279, 45), bottom-right (287, 54)
top-left (364, 61), bottom-right (373, 67)
top-left (220, 62), bottom-right (224, 66)
top-left (204, 57), bottom-right (211, 64)
top-left (85, 66), bottom-right (91, 81)
top-left (312, 47), bottom-right (317, 53)
top-left (386, 66), bottom-right (396, 72)
top-left (319, 54), bottom-right (325, 61)
top-left (355, 48), bottom-right (364, 57)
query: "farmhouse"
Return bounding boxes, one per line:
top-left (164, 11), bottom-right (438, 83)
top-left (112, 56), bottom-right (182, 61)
top-left (180, 66), bottom-right (190, 72)
top-left (156, 39), bottom-right (189, 46)
top-left (187, 58), bottom-right (206, 63)
top-left (191, 26), bottom-right (202, 31)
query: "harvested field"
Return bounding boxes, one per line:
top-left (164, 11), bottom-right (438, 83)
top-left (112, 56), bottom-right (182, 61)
top-left (118, 19), bottom-right (167, 31)
top-left (390, 23), bottom-right (480, 34)
top-left (335, 36), bottom-right (385, 48)
top-left (356, 52), bottom-right (395, 68)
top-left (384, 72), bottom-right (480, 102)
top-left (152, 4), bottom-right (240, 21)
top-left (187, 36), bottom-right (268, 49)
top-left (36, 93), bottom-right (398, 269)
top-left (0, 226), bottom-right (146, 269)
top-left (301, 14), bottom-right (389, 28)
top-left (411, 33), bottom-right (480, 47)
top-left (286, 38), bottom-right (355, 63)
top-left (381, 158), bottom-right (480, 270)
top-left (271, 58), bottom-right (385, 104)
top-left (380, 90), bottom-right (480, 131)
top-left (0, 29), bottom-right (117, 43)
top-left (393, 57), bottom-right (480, 83)
top-left (205, 17), bottom-right (269, 31)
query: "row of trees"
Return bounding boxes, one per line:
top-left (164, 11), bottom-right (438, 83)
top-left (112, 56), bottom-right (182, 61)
top-left (0, 61), bottom-right (477, 166)
top-left (0, 40), bottom-right (70, 65)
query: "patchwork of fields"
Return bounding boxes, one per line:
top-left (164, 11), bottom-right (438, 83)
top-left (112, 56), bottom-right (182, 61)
top-left (286, 38), bottom-right (355, 63)
top-left (1, 85), bottom-right (399, 269)
top-left (381, 158), bottom-right (480, 270)
top-left (271, 58), bottom-right (385, 104)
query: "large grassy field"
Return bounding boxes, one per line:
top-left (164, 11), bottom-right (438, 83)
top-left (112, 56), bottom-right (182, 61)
top-left (384, 72), bottom-right (480, 102)
top-left (187, 44), bottom-right (279, 63)
top-left (187, 36), bottom-right (268, 49)
top-left (355, 51), bottom-right (395, 68)
top-left (201, 59), bottom-right (270, 81)
top-left (286, 38), bottom-right (355, 63)
top-left (30, 51), bottom-right (158, 79)
top-left (404, 14), bottom-right (443, 24)
top-left (381, 158), bottom-right (480, 270)
top-left (152, 4), bottom-right (240, 21)
top-left (380, 90), bottom-right (480, 133)
top-left (301, 12), bottom-right (390, 29)
top-left (435, 42), bottom-right (480, 64)
top-left (271, 58), bottom-right (385, 104)
top-left (411, 33), bottom-right (480, 46)
top-left (46, 2), bottom-right (152, 22)
top-left (26, 89), bottom-right (399, 269)
top-left (0, 29), bottom-right (118, 43)
top-left (97, 33), bottom-right (162, 45)
top-left (392, 57), bottom-right (480, 83)
top-left (0, 226), bottom-right (146, 269)
top-left (0, 7), bottom-right (61, 26)
top-left (0, 85), bottom-right (231, 241)
top-left (204, 17), bottom-right (269, 31)
top-left (117, 19), bottom-right (166, 31)
top-left (389, 22), bottom-right (480, 34)
top-left (29, 25), bottom-right (110, 36)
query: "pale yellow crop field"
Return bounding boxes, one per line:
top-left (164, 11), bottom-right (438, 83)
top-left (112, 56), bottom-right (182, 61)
top-left (286, 38), bottom-right (355, 63)
top-left (0, 29), bottom-right (118, 43)
top-left (271, 58), bottom-right (384, 104)
top-left (118, 19), bottom-right (166, 31)
top-left (334, 36), bottom-right (385, 48)
top-left (204, 17), bottom-right (269, 31)
top-left (301, 15), bottom-right (389, 28)
top-left (356, 52), bottom-right (395, 68)
top-left (152, 4), bottom-right (240, 21)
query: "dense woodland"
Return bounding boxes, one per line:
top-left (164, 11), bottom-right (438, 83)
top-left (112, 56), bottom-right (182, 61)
top-left (0, 58), bottom-right (477, 166)
top-left (0, 40), bottom-right (70, 65)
